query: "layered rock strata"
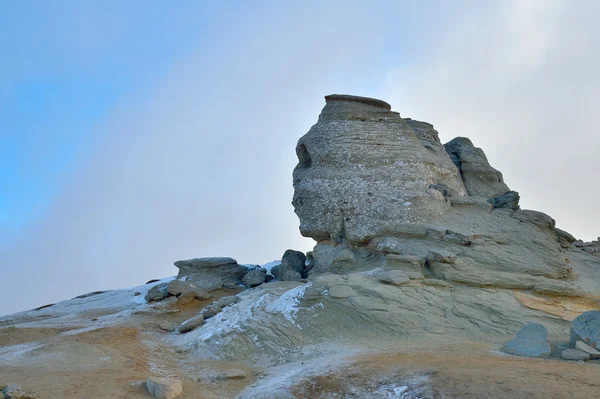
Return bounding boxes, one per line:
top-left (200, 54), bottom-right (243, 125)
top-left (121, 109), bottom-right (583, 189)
top-left (292, 94), bottom-right (600, 297)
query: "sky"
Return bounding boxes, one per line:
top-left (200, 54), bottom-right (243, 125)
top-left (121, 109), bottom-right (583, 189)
top-left (1, 0), bottom-right (598, 316)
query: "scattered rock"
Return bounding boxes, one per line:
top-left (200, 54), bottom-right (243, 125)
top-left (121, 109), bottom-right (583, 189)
top-left (1, 384), bottom-right (39, 399)
top-left (570, 310), bottom-right (600, 348)
top-left (219, 369), bottom-right (247, 380)
top-left (178, 314), bottom-right (204, 333)
top-left (561, 348), bottom-right (590, 361)
top-left (134, 291), bottom-right (141, 296)
top-left (575, 341), bottom-right (600, 359)
top-left (146, 279), bottom-right (161, 284)
top-left (242, 267), bottom-right (267, 287)
top-left (145, 283), bottom-right (170, 302)
top-left (159, 321), bottom-right (177, 332)
top-left (146, 377), bottom-right (182, 399)
top-left (279, 250), bottom-right (306, 281)
top-left (377, 270), bottom-right (410, 286)
top-left (74, 290), bottom-right (108, 299)
top-left (176, 290), bottom-right (197, 305)
top-left (504, 323), bottom-right (551, 358)
top-left (33, 303), bottom-right (54, 311)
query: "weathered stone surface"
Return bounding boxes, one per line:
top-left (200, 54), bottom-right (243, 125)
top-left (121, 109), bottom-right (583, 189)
top-left (575, 341), bottom-right (600, 358)
top-left (145, 283), bottom-right (170, 302)
top-left (444, 137), bottom-right (510, 198)
top-left (290, 94), bottom-right (595, 299)
top-left (570, 310), bottom-right (600, 348)
top-left (503, 323), bottom-right (551, 358)
top-left (178, 314), bottom-right (204, 333)
top-left (377, 270), bottom-right (410, 286)
top-left (561, 348), bottom-right (590, 361)
top-left (218, 369), bottom-right (247, 380)
top-left (176, 290), bottom-right (197, 305)
top-left (174, 257), bottom-right (245, 285)
top-left (242, 267), bottom-right (267, 287)
top-left (146, 377), bottom-right (182, 399)
top-left (184, 274), bottom-right (223, 292)
top-left (487, 191), bottom-right (520, 210)
top-left (202, 295), bottom-right (239, 319)
top-left (328, 285), bottom-right (356, 298)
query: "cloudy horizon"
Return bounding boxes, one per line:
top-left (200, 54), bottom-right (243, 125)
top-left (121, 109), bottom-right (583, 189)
top-left (2, 0), bottom-right (598, 316)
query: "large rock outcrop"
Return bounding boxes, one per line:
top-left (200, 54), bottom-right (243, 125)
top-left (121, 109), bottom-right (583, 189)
top-left (292, 94), bottom-right (600, 298)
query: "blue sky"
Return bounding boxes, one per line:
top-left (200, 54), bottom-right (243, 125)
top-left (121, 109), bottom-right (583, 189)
top-left (1, 0), bottom-right (599, 315)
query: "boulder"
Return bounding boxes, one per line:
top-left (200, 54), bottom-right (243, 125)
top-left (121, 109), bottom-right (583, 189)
top-left (561, 348), bottom-right (590, 361)
top-left (146, 377), bottom-right (183, 399)
top-left (184, 274), bottom-right (223, 292)
top-left (176, 290), bottom-right (197, 305)
top-left (444, 137), bottom-right (510, 198)
top-left (279, 250), bottom-right (306, 281)
top-left (178, 314), bottom-right (204, 333)
top-left (503, 323), bottom-right (551, 358)
top-left (145, 283), bottom-right (170, 302)
top-left (174, 257), bottom-right (246, 286)
top-left (242, 267), bottom-right (267, 287)
top-left (575, 341), bottom-right (600, 359)
top-left (570, 310), bottom-right (600, 348)
top-left (270, 265), bottom-right (280, 279)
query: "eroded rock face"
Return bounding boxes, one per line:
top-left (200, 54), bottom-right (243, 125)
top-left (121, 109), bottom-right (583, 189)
top-left (292, 94), bottom-right (599, 298)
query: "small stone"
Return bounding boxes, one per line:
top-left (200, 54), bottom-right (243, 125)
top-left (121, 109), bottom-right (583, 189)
top-left (176, 290), bottom-right (197, 305)
top-left (561, 348), bottom-right (590, 361)
top-left (378, 270), bottom-right (410, 286)
top-left (159, 321), bottom-right (177, 332)
top-left (242, 268), bottom-right (267, 287)
top-left (146, 377), bottom-right (183, 399)
top-left (504, 323), bottom-right (551, 358)
top-left (134, 292), bottom-right (141, 296)
top-left (178, 314), bottom-right (204, 333)
top-left (218, 369), bottom-right (247, 380)
top-left (575, 341), bottom-right (600, 359)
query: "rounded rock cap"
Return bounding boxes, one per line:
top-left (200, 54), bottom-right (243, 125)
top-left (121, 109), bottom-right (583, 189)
top-left (325, 94), bottom-right (391, 110)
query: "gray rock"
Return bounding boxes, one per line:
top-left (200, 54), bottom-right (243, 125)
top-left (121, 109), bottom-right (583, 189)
top-left (487, 191), bottom-right (520, 210)
top-left (0, 384), bottom-right (38, 399)
top-left (377, 270), bottom-right (410, 286)
top-left (218, 369), bottom-right (247, 379)
top-left (146, 377), bottom-right (183, 399)
top-left (184, 274), bottom-right (223, 292)
top-left (561, 348), bottom-right (590, 361)
top-left (279, 250), bottom-right (306, 281)
top-left (174, 257), bottom-right (246, 286)
top-left (328, 285), bottom-right (356, 298)
top-left (178, 314), bottom-right (204, 333)
top-left (159, 321), bottom-right (177, 332)
top-left (145, 283), bottom-right (170, 302)
top-left (554, 228), bottom-right (576, 248)
top-left (444, 137), bottom-right (510, 198)
top-left (575, 340), bottom-right (600, 358)
top-left (570, 310), bottom-right (600, 348)
top-left (242, 268), bottom-right (267, 287)
top-left (270, 265), bottom-right (280, 279)
top-left (503, 323), bottom-right (551, 358)
top-left (202, 295), bottom-right (239, 319)
top-left (176, 290), bottom-right (197, 305)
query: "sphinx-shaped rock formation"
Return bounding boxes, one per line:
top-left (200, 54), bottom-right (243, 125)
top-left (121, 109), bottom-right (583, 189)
top-left (292, 94), bottom-right (600, 297)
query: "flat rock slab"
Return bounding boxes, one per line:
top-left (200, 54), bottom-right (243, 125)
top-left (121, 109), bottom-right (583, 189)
top-left (174, 257), bottom-right (237, 268)
top-left (378, 270), bottom-right (410, 286)
top-left (146, 377), bottom-right (182, 399)
top-left (575, 341), bottom-right (600, 359)
top-left (570, 310), bottom-right (600, 348)
top-left (504, 323), bottom-right (551, 358)
top-left (561, 348), bottom-right (591, 361)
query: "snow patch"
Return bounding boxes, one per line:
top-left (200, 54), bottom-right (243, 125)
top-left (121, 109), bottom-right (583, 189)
top-left (265, 283), bottom-right (311, 325)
